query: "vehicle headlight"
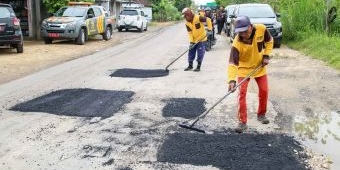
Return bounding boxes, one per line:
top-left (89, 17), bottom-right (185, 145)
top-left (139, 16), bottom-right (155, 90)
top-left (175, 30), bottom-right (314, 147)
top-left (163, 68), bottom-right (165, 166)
top-left (60, 22), bottom-right (75, 29)
top-left (273, 21), bottom-right (282, 32)
top-left (41, 20), bottom-right (48, 27)
top-left (66, 22), bottom-right (76, 28)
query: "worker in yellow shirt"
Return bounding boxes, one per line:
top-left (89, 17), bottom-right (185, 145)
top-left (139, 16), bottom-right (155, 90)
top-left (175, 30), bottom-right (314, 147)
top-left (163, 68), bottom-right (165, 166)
top-left (182, 7), bottom-right (213, 71)
top-left (227, 16), bottom-right (274, 133)
top-left (198, 8), bottom-right (205, 17)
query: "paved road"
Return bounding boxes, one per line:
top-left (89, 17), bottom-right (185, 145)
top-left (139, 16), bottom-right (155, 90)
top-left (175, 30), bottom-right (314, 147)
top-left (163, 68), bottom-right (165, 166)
top-left (0, 23), bottom-right (336, 169)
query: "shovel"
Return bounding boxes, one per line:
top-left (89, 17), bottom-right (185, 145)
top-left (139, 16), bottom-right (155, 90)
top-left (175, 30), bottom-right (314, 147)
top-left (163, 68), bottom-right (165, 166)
top-left (165, 36), bottom-right (207, 72)
top-left (178, 64), bottom-right (264, 133)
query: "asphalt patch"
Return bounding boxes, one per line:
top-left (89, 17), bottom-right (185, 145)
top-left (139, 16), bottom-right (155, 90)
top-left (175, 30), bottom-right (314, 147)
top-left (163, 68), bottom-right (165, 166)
top-left (10, 88), bottom-right (135, 118)
top-left (157, 133), bottom-right (309, 170)
top-left (110, 68), bottom-right (169, 78)
top-left (162, 98), bottom-right (206, 119)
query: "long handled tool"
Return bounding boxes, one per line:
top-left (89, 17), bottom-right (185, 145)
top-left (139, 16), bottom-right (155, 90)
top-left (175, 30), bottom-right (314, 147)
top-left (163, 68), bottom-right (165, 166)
top-left (178, 64), bottom-right (264, 133)
top-left (165, 36), bottom-right (207, 72)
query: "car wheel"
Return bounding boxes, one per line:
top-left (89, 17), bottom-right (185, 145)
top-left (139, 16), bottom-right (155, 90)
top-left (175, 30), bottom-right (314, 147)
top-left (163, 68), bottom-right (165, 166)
top-left (144, 24), bottom-right (148, 31)
top-left (138, 24), bottom-right (143, 32)
top-left (16, 44), bottom-right (23, 53)
top-left (226, 29), bottom-right (231, 37)
top-left (274, 43), bottom-right (281, 48)
top-left (44, 38), bottom-right (52, 44)
top-left (76, 28), bottom-right (85, 45)
top-left (118, 27), bottom-right (122, 32)
top-left (103, 26), bottom-right (112, 40)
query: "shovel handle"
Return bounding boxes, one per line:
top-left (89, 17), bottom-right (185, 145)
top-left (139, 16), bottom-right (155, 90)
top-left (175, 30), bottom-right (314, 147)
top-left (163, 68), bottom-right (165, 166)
top-left (165, 36), bottom-right (207, 71)
top-left (189, 64), bottom-right (264, 126)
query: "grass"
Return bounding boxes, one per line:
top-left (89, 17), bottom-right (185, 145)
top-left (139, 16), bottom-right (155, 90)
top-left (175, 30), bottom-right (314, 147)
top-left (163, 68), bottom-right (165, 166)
top-left (274, 0), bottom-right (340, 70)
top-left (286, 32), bottom-right (340, 70)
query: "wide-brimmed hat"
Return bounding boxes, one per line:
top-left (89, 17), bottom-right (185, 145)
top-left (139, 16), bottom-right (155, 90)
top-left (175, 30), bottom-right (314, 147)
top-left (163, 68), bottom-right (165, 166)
top-left (234, 16), bottom-right (251, 33)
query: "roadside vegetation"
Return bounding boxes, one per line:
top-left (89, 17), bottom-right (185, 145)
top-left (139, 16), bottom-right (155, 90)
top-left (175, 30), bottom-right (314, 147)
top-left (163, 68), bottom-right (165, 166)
top-left (42, 0), bottom-right (95, 13)
top-left (216, 0), bottom-right (340, 70)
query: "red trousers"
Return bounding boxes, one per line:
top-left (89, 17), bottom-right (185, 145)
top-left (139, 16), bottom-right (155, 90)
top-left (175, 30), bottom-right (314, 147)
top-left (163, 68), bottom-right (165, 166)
top-left (237, 75), bottom-right (268, 124)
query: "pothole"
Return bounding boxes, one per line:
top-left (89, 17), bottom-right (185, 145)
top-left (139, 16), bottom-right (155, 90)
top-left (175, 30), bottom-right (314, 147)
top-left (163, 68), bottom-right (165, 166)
top-left (10, 88), bottom-right (135, 118)
top-left (157, 133), bottom-right (309, 170)
top-left (162, 98), bottom-right (206, 119)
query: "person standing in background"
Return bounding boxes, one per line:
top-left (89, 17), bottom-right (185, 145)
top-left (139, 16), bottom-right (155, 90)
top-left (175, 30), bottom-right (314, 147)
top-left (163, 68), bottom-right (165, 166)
top-left (182, 7), bottom-right (213, 72)
top-left (216, 6), bottom-right (225, 34)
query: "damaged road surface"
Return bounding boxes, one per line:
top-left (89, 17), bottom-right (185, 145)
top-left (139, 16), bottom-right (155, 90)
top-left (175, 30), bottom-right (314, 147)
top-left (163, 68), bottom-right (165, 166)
top-left (0, 23), bottom-right (339, 170)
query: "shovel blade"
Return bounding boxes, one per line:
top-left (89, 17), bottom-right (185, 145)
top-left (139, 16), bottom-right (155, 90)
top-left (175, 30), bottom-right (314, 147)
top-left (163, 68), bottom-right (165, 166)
top-left (178, 123), bottom-right (206, 133)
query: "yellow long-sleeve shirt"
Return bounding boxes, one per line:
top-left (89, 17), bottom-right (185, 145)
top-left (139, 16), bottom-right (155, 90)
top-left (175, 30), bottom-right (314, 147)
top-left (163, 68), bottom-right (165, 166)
top-left (227, 24), bottom-right (273, 82)
top-left (185, 14), bottom-right (212, 43)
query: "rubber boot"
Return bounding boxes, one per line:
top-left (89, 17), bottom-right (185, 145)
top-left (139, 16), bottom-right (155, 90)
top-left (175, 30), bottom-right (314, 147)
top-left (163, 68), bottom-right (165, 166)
top-left (184, 62), bottom-right (193, 71)
top-left (194, 62), bottom-right (201, 72)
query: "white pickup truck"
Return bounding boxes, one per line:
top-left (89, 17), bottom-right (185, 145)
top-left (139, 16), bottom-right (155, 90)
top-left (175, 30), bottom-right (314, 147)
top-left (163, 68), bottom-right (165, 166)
top-left (117, 9), bottom-right (148, 32)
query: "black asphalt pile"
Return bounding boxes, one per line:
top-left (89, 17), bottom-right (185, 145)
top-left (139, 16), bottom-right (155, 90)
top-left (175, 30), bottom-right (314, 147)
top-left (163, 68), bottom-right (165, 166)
top-left (157, 133), bottom-right (309, 170)
top-left (110, 68), bottom-right (169, 78)
top-left (162, 98), bottom-right (206, 119)
top-left (10, 88), bottom-right (135, 118)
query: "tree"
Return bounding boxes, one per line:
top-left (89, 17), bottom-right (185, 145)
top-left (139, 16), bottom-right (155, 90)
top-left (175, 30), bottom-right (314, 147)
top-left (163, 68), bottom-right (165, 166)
top-left (151, 0), bottom-right (182, 21)
top-left (42, 0), bottom-right (95, 13)
top-left (173, 0), bottom-right (192, 12)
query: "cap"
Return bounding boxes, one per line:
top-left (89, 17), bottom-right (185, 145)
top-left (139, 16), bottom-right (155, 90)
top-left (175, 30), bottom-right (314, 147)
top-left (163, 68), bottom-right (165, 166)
top-left (234, 16), bottom-right (251, 33)
top-left (181, 7), bottom-right (191, 17)
top-left (182, 7), bottom-right (191, 14)
top-left (205, 7), bottom-right (211, 11)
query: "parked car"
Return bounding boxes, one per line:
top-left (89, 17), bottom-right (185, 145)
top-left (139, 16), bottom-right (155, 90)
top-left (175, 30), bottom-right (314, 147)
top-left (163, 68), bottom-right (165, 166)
top-left (0, 3), bottom-right (23, 53)
top-left (229, 3), bottom-right (282, 48)
top-left (117, 9), bottom-right (148, 32)
top-left (224, 4), bottom-right (237, 37)
top-left (40, 2), bottom-right (116, 45)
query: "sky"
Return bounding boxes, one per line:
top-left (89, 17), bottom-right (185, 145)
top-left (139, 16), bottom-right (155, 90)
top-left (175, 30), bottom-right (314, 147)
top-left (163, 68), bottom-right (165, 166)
top-left (193, 0), bottom-right (215, 5)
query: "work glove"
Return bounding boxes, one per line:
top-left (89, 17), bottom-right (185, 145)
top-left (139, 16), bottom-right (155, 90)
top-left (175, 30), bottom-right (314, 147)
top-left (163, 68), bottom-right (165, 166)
top-left (262, 55), bottom-right (270, 66)
top-left (228, 80), bottom-right (237, 92)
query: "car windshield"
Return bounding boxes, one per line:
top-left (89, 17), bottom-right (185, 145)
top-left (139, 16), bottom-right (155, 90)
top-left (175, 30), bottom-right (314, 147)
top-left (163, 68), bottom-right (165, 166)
top-left (226, 6), bottom-right (236, 15)
top-left (121, 10), bottom-right (138, 15)
top-left (0, 7), bottom-right (13, 18)
top-left (239, 6), bottom-right (276, 18)
top-left (55, 7), bottom-right (86, 17)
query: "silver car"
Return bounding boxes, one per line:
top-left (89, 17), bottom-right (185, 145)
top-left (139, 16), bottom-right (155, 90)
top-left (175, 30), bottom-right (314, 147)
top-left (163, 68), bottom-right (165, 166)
top-left (230, 3), bottom-right (282, 48)
top-left (224, 4), bottom-right (237, 37)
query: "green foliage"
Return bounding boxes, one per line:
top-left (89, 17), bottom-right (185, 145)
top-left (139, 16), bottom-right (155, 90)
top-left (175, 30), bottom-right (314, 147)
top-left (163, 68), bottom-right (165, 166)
top-left (151, 0), bottom-right (182, 22)
top-left (173, 0), bottom-right (192, 12)
top-left (279, 0), bottom-right (327, 41)
top-left (287, 32), bottom-right (340, 70)
top-left (216, 0), bottom-right (265, 6)
top-left (217, 0), bottom-right (340, 70)
top-left (42, 0), bottom-right (95, 13)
